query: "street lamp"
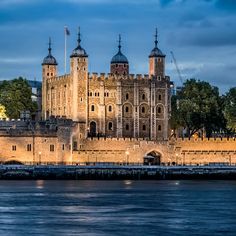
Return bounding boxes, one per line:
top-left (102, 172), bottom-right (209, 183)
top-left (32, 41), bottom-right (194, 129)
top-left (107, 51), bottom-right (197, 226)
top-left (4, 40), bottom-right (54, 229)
top-left (125, 150), bottom-right (129, 165)
top-left (38, 151), bottom-right (42, 165)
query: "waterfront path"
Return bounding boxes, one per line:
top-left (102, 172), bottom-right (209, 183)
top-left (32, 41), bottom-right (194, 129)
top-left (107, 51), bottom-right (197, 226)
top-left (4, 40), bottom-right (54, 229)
top-left (1, 165), bottom-right (236, 180)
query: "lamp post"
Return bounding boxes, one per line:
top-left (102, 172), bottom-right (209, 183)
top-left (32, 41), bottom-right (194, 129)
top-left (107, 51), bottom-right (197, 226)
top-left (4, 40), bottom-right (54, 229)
top-left (38, 151), bottom-right (42, 165)
top-left (125, 150), bottom-right (129, 165)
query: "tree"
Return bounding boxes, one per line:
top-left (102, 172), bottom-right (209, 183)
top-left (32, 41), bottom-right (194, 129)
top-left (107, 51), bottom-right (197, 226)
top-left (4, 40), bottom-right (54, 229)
top-left (0, 77), bottom-right (38, 119)
top-left (0, 104), bottom-right (7, 119)
top-left (224, 87), bottom-right (236, 131)
top-left (171, 79), bottom-right (226, 138)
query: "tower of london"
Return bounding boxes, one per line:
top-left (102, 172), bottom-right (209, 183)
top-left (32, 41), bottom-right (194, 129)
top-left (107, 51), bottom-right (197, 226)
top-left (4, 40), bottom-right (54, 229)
top-left (42, 29), bottom-right (171, 141)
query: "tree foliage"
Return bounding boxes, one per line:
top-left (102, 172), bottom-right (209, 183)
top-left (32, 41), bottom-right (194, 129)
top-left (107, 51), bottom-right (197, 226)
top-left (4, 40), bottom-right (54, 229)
top-left (0, 77), bottom-right (37, 119)
top-left (0, 104), bottom-right (7, 119)
top-left (171, 79), bottom-right (226, 138)
top-left (224, 87), bottom-right (236, 130)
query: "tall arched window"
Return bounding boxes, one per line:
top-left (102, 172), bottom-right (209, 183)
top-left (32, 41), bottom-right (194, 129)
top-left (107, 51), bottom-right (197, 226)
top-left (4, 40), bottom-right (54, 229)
top-left (158, 125), bottom-right (161, 131)
top-left (91, 105), bottom-right (95, 111)
top-left (158, 107), bottom-right (161, 113)
top-left (108, 122), bottom-right (113, 130)
top-left (125, 106), bottom-right (129, 113)
top-left (108, 105), bottom-right (112, 112)
top-left (142, 94), bottom-right (145, 100)
top-left (142, 125), bottom-right (146, 131)
top-left (125, 93), bottom-right (129, 100)
top-left (141, 107), bottom-right (145, 113)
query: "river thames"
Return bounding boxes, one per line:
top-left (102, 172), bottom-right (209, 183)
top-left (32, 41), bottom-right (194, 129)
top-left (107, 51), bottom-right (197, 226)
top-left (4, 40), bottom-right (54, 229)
top-left (0, 180), bottom-right (236, 235)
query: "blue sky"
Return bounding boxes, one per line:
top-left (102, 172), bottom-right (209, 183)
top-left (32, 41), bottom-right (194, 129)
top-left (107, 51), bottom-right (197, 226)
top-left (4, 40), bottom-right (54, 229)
top-left (0, 0), bottom-right (236, 93)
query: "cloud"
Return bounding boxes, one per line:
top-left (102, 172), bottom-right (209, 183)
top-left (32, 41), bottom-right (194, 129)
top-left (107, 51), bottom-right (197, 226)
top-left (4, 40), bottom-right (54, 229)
top-left (0, 0), bottom-right (40, 8)
top-left (0, 57), bottom-right (39, 64)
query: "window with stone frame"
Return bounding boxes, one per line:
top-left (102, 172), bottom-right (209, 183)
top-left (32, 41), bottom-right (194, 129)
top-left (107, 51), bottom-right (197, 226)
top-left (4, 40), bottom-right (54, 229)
top-left (125, 124), bottom-right (130, 130)
top-left (91, 105), bottom-right (95, 112)
top-left (108, 122), bottom-right (113, 130)
top-left (142, 124), bottom-right (146, 131)
top-left (158, 107), bottom-right (161, 113)
top-left (125, 93), bottom-right (129, 100)
top-left (108, 105), bottom-right (112, 112)
top-left (27, 144), bottom-right (31, 152)
top-left (158, 125), bottom-right (162, 131)
top-left (50, 144), bottom-right (55, 152)
top-left (141, 106), bottom-right (145, 113)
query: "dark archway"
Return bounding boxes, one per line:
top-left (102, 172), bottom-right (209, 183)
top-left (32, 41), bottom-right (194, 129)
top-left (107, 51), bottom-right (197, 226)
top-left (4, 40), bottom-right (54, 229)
top-left (89, 121), bottom-right (97, 137)
top-left (143, 151), bottom-right (161, 165)
top-left (4, 160), bottom-right (24, 165)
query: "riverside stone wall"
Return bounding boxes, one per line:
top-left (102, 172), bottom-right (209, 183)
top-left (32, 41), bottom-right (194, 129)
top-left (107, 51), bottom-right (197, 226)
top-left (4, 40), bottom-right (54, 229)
top-left (0, 129), bottom-right (236, 165)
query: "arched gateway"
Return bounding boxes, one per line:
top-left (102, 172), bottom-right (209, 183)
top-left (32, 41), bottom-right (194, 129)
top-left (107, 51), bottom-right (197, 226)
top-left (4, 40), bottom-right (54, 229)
top-left (143, 151), bottom-right (161, 165)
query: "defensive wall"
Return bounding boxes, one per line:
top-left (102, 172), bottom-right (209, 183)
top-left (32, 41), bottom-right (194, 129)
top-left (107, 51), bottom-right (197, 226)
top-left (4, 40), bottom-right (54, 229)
top-left (0, 127), bottom-right (236, 165)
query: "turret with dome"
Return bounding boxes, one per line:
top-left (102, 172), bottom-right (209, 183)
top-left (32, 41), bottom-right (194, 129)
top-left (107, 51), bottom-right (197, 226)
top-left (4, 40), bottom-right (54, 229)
top-left (110, 35), bottom-right (129, 76)
top-left (149, 28), bottom-right (166, 78)
top-left (42, 38), bottom-right (58, 66)
top-left (70, 27), bottom-right (88, 58)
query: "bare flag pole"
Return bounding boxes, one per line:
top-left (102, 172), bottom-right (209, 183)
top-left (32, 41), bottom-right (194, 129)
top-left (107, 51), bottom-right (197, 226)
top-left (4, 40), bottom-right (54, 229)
top-left (64, 26), bottom-right (70, 74)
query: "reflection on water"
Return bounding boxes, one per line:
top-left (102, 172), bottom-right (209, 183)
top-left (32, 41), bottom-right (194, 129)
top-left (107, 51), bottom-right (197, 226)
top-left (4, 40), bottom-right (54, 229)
top-left (0, 180), bottom-right (236, 236)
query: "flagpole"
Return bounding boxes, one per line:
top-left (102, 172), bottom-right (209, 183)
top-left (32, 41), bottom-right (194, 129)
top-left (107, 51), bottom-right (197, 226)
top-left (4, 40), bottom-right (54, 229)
top-left (64, 26), bottom-right (67, 74)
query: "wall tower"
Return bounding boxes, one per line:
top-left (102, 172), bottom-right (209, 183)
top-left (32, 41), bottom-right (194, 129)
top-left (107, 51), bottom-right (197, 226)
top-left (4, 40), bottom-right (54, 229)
top-left (70, 28), bottom-right (88, 123)
top-left (110, 35), bottom-right (129, 76)
top-left (42, 38), bottom-right (58, 120)
top-left (149, 29), bottom-right (166, 78)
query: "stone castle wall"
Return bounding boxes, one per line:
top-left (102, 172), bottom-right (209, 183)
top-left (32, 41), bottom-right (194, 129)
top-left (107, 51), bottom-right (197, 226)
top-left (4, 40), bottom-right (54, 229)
top-left (1, 127), bottom-right (235, 165)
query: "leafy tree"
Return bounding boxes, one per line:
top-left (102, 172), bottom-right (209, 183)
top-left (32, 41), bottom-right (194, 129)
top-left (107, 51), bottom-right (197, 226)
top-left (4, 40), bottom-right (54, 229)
top-left (224, 87), bottom-right (236, 130)
top-left (0, 104), bottom-right (7, 119)
top-left (171, 79), bottom-right (226, 138)
top-left (0, 77), bottom-right (37, 119)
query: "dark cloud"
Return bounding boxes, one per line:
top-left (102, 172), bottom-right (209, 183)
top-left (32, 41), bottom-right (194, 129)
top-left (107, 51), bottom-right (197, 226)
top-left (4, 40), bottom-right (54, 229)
top-left (215, 0), bottom-right (236, 10)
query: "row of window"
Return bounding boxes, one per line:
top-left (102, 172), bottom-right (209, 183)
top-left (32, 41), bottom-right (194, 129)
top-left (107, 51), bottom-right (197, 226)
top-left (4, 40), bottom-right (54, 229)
top-left (90, 121), bottom-right (162, 132)
top-left (125, 93), bottom-right (162, 101)
top-left (11, 144), bottom-right (55, 152)
top-left (90, 104), bottom-right (163, 113)
top-left (88, 92), bottom-right (111, 97)
top-left (91, 105), bottom-right (113, 112)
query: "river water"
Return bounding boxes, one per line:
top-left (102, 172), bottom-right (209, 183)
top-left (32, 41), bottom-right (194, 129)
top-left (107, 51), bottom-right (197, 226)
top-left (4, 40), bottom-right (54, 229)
top-left (0, 180), bottom-right (236, 236)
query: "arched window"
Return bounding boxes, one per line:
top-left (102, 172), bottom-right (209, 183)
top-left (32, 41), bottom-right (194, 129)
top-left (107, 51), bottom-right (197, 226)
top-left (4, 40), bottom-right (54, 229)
top-left (158, 125), bottom-right (161, 131)
top-left (142, 94), bottom-right (145, 100)
top-left (141, 107), bottom-right (145, 113)
top-left (158, 94), bottom-right (162, 100)
top-left (108, 105), bottom-right (112, 112)
top-left (125, 124), bottom-right (129, 130)
top-left (89, 92), bottom-right (92, 97)
top-left (125, 93), bottom-right (129, 100)
top-left (91, 105), bottom-right (95, 112)
top-left (158, 107), bottom-right (161, 113)
top-left (95, 92), bottom-right (97, 96)
top-left (108, 122), bottom-right (113, 130)
top-left (142, 125), bottom-right (146, 131)
top-left (125, 106), bottom-right (129, 113)
top-left (97, 92), bottom-right (100, 97)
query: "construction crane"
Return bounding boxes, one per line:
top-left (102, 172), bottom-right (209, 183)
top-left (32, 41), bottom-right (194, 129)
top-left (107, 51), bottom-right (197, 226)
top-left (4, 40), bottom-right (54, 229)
top-left (170, 51), bottom-right (183, 85)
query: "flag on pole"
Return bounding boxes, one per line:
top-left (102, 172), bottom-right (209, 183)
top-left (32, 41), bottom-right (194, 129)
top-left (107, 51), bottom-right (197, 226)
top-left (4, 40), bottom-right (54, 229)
top-left (65, 26), bottom-right (70, 36)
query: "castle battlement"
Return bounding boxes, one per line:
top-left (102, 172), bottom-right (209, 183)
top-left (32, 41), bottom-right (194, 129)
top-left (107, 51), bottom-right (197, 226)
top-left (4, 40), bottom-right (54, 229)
top-left (174, 137), bottom-right (236, 142)
top-left (87, 72), bottom-right (170, 82)
top-left (47, 74), bottom-right (70, 85)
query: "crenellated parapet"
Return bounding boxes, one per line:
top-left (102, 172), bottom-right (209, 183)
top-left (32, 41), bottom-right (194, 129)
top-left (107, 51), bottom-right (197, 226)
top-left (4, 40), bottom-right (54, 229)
top-left (88, 72), bottom-right (170, 82)
top-left (47, 74), bottom-right (71, 86)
